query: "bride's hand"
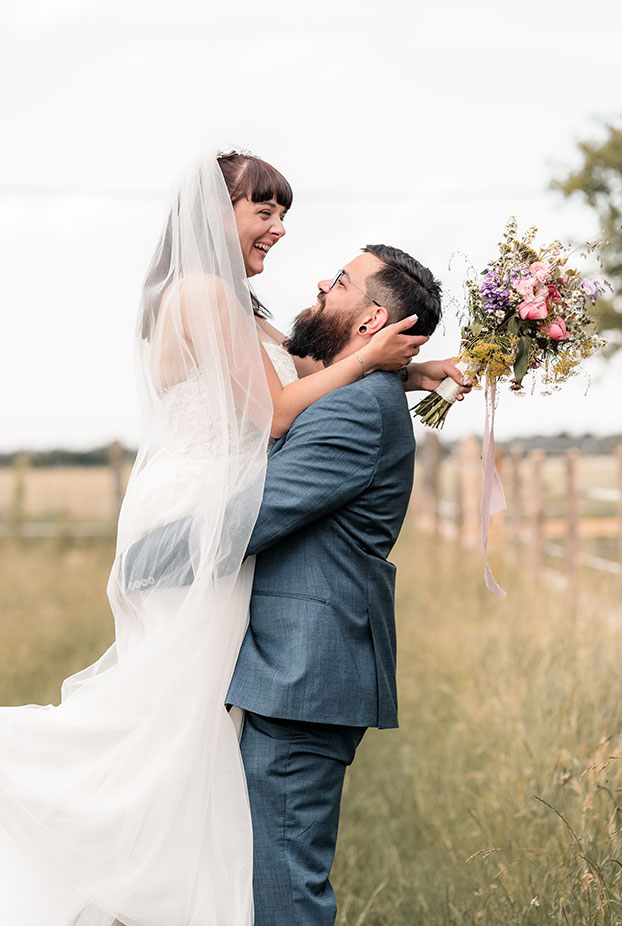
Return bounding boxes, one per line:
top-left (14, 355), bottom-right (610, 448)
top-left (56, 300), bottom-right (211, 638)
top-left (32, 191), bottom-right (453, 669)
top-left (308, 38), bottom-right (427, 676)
top-left (360, 314), bottom-right (429, 372)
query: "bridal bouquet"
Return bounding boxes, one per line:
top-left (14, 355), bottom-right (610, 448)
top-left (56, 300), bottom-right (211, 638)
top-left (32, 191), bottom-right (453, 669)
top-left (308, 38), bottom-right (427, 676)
top-left (413, 218), bottom-right (608, 596)
top-left (413, 217), bottom-right (607, 428)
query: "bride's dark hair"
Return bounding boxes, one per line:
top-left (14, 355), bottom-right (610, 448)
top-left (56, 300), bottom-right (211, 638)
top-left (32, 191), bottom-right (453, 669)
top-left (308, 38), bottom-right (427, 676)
top-left (217, 151), bottom-right (293, 212)
top-left (141, 152), bottom-right (293, 337)
top-left (217, 151), bottom-right (293, 319)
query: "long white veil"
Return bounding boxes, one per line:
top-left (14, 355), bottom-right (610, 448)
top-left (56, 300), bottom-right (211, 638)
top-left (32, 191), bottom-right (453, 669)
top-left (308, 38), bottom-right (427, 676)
top-left (0, 154), bottom-right (272, 925)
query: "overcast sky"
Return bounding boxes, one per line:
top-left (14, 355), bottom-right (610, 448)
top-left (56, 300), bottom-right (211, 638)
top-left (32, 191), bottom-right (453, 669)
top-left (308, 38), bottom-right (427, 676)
top-left (1, 0), bottom-right (621, 450)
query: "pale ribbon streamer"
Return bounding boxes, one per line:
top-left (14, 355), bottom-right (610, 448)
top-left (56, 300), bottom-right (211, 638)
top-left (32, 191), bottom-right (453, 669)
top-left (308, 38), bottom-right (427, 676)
top-left (428, 366), bottom-right (507, 595)
top-left (481, 377), bottom-right (507, 595)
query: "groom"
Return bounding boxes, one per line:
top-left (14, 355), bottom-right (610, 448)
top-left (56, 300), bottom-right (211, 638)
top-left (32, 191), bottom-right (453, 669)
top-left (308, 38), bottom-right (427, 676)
top-left (227, 244), bottom-right (453, 925)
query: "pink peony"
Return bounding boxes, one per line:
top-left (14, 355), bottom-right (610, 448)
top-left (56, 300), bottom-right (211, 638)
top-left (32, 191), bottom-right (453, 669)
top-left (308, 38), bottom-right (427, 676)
top-left (515, 277), bottom-right (535, 298)
top-left (519, 299), bottom-right (548, 320)
top-left (518, 286), bottom-right (549, 320)
top-left (530, 261), bottom-right (551, 284)
top-left (548, 317), bottom-right (569, 340)
top-left (547, 284), bottom-right (562, 303)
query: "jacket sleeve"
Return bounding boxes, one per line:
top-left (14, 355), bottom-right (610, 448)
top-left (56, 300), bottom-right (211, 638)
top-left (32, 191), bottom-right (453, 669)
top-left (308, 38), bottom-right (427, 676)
top-left (246, 383), bottom-right (383, 556)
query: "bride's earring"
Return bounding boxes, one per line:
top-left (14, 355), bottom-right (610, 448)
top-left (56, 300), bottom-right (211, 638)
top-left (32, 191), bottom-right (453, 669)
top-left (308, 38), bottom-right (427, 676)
top-left (358, 324), bottom-right (368, 334)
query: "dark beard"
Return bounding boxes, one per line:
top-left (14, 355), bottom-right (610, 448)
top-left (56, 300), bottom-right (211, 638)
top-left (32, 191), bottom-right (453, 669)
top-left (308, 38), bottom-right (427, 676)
top-left (284, 299), bottom-right (356, 365)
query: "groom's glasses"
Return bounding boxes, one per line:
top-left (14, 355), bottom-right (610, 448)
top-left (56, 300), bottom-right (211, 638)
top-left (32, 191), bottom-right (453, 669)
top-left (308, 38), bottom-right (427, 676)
top-left (329, 270), bottom-right (381, 307)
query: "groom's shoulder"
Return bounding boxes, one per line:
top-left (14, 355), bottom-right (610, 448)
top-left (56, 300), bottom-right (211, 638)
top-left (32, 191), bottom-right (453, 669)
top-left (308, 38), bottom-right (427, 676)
top-left (349, 370), bottom-right (409, 418)
top-left (358, 370), bottom-right (406, 401)
top-left (318, 370), bottom-right (404, 406)
top-left (299, 371), bottom-right (395, 421)
top-left (292, 372), bottom-right (407, 439)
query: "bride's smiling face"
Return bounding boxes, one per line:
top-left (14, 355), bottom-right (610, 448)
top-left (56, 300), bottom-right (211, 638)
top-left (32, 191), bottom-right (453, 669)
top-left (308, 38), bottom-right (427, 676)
top-left (233, 196), bottom-right (286, 278)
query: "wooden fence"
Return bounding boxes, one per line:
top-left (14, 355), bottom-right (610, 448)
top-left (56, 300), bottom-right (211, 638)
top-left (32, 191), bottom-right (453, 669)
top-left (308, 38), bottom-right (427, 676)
top-left (3, 439), bottom-right (622, 586)
top-left (411, 434), bottom-right (622, 582)
top-left (0, 443), bottom-right (129, 540)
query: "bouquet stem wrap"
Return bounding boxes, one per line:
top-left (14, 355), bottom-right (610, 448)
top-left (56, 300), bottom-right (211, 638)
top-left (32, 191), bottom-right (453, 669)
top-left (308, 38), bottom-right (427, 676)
top-left (412, 360), bottom-right (477, 429)
top-left (436, 360), bottom-right (472, 403)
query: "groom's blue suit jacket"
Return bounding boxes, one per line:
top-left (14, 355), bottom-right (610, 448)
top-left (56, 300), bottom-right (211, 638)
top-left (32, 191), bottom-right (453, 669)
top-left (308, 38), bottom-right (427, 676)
top-left (227, 371), bottom-right (415, 730)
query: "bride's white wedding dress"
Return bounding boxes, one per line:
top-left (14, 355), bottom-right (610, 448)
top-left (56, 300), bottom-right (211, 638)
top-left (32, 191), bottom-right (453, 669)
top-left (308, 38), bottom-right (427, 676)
top-left (0, 338), bottom-right (297, 926)
top-left (0, 154), bottom-right (298, 926)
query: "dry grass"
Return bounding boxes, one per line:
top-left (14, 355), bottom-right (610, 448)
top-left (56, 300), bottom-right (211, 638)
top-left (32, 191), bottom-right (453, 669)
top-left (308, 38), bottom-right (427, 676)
top-left (0, 538), bottom-right (115, 704)
top-left (1, 527), bottom-right (622, 923)
top-left (333, 524), bottom-right (622, 925)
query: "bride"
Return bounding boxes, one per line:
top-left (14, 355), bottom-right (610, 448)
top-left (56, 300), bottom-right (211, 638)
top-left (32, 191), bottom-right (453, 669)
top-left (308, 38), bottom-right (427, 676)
top-left (0, 150), bottom-right (423, 925)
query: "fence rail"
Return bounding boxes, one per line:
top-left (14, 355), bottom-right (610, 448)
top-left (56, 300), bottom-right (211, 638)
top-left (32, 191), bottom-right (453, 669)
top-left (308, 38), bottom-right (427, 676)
top-left (0, 522), bottom-right (116, 539)
top-left (2, 440), bottom-right (622, 584)
top-left (411, 435), bottom-right (622, 581)
top-left (0, 443), bottom-right (128, 540)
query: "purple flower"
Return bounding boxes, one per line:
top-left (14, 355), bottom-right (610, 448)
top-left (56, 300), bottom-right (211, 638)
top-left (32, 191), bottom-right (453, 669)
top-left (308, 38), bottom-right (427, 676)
top-left (582, 278), bottom-right (605, 298)
top-left (479, 270), bottom-right (511, 314)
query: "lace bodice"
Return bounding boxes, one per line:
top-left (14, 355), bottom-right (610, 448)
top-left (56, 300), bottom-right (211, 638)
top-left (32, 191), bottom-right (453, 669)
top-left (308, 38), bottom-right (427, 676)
top-left (162, 369), bottom-right (217, 459)
top-left (259, 334), bottom-right (298, 389)
top-left (161, 335), bottom-right (298, 459)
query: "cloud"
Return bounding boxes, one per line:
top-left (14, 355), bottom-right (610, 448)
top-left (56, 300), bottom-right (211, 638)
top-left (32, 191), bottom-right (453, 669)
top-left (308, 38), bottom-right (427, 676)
top-left (3, 0), bottom-right (100, 31)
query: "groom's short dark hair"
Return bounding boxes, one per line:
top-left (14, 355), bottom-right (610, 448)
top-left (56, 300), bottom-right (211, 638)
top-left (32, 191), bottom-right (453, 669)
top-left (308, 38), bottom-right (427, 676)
top-left (363, 244), bottom-right (442, 336)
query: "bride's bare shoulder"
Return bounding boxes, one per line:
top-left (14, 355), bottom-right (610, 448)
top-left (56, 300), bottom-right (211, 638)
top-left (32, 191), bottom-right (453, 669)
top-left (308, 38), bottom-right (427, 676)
top-left (158, 274), bottom-right (247, 335)
top-left (168, 272), bottom-right (233, 305)
top-left (255, 317), bottom-right (286, 344)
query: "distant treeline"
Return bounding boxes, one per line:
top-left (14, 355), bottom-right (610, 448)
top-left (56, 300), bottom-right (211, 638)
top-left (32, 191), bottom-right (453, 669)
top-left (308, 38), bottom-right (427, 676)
top-left (489, 433), bottom-right (622, 456)
top-left (1, 434), bottom-right (621, 467)
top-left (0, 445), bottom-right (137, 468)
top-left (443, 433), bottom-right (622, 457)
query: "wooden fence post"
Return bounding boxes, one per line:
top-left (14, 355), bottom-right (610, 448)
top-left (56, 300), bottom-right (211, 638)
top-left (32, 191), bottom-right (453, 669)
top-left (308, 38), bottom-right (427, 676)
top-left (460, 436), bottom-right (481, 549)
top-left (108, 441), bottom-right (124, 519)
top-left (414, 441), bottom-right (621, 583)
top-left (419, 432), bottom-right (442, 536)
top-left (565, 448), bottom-right (579, 586)
top-left (453, 450), bottom-right (464, 542)
top-left (528, 449), bottom-right (545, 579)
top-left (10, 453), bottom-right (29, 541)
top-left (491, 445), bottom-right (506, 546)
top-left (509, 444), bottom-right (523, 561)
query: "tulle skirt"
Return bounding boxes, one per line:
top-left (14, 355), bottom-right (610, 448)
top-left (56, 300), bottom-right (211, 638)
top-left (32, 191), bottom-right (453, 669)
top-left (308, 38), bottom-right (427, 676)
top-left (0, 562), bottom-right (256, 926)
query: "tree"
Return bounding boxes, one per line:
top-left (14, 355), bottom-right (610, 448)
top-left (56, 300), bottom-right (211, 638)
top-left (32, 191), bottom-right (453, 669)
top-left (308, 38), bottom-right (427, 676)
top-left (552, 121), bottom-right (622, 349)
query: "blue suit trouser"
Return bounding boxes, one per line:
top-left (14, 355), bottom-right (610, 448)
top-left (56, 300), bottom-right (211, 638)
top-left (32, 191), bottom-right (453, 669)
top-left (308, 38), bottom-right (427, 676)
top-left (239, 711), bottom-right (366, 926)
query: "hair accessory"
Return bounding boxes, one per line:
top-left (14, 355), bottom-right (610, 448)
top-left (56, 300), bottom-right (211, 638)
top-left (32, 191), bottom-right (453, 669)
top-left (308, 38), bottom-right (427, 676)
top-left (217, 147), bottom-right (257, 159)
top-left (353, 353), bottom-right (366, 378)
top-left (358, 324), bottom-right (368, 335)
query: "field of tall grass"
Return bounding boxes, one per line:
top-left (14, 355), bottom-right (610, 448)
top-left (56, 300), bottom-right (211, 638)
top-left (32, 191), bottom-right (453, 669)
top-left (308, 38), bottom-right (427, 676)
top-left (0, 528), bottom-right (621, 924)
top-left (334, 530), bottom-right (622, 925)
top-left (0, 539), bottom-right (115, 704)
